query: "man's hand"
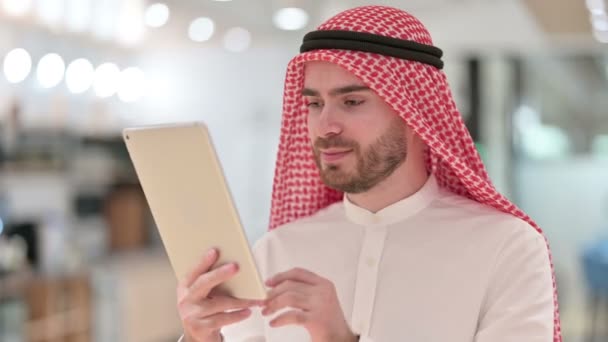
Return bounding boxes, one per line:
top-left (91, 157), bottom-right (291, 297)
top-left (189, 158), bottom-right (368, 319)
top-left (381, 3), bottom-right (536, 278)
top-left (176, 248), bottom-right (261, 342)
top-left (261, 268), bottom-right (358, 342)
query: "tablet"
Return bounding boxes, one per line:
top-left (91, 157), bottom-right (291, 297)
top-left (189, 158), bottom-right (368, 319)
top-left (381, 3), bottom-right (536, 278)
top-left (123, 122), bottom-right (266, 300)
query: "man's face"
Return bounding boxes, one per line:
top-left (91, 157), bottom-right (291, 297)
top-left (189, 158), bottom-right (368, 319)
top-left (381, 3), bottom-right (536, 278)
top-left (304, 61), bottom-right (409, 194)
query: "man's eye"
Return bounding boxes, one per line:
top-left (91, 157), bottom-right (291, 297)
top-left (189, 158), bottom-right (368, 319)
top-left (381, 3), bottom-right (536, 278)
top-left (307, 101), bottom-right (322, 108)
top-left (345, 100), bottom-right (364, 107)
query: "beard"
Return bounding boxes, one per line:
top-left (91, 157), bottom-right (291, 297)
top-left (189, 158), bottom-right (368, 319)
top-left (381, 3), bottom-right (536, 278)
top-left (312, 118), bottom-right (408, 194)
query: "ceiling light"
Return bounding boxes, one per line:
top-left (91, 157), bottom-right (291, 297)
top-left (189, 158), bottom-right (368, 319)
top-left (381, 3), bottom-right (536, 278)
top-left (93, 63), bottom-right (120, 98)
top-left (145, 3), bottom-right (169, 28)
top-left (3, 48), bottom-right (32, 84)
top-left (273, 7), bottom-right (309, 31)
top-left (37, 53), bottom-right (65, 88)
top-left (65, 58), bottom-right (95, 94)
top-left (118, 67), bottom-right (146, 103)
top-left (188, 17), bottom-right (215, 42)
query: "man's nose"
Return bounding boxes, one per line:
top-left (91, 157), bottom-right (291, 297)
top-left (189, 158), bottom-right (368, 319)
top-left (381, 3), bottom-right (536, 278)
top-left (317, 105), bottom-right (343, 137)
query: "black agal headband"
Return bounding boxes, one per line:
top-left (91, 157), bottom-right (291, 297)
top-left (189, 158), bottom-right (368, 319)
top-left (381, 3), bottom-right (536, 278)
top-left (300, 30), bottom-right (444, 70)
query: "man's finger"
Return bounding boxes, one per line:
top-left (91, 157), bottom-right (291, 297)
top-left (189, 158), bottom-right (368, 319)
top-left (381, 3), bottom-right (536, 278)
top-left (190, 309), bottom-right (253, 332)
top-left (265, 280), bottom-right (310, 303)
top-left (262, 290), bottom-right (310, 316)
top-left (188, 263), bottom-right (239, 302)
top-left (201, 296), bottom-right (260, 316)
top-left (265, 267), bottom-right (323, 287)
top-left (269, 310), bottom-right (308, 328)
top-left (183, 248), bottom-right (219, 288)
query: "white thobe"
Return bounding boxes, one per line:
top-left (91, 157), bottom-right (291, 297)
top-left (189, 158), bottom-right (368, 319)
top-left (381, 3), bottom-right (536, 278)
top-left (205, 174), bottom-right (554, 341)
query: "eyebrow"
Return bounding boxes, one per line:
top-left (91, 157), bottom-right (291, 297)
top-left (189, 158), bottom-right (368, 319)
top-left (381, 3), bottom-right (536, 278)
top-left (302, 84), bottom-right (370, 97)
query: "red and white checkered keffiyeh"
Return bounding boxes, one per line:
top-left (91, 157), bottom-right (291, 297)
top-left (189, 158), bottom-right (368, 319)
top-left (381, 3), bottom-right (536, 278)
top-left (268, 6), bottom-right (561, 341)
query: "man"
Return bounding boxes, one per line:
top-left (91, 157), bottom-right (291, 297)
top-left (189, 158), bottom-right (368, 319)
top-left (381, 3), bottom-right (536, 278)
top-left (177, 6), bottom-right (561, 342)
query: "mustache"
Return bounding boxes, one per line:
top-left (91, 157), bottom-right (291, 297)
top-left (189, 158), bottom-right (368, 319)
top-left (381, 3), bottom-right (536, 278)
top-left (314, 136), bottom-right (358, 150)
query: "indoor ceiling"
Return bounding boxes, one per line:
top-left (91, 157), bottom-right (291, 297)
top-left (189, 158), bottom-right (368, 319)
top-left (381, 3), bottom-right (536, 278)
top-left (1, 1), bottom-right (600, 52)
top-left (150, 0), bottom-right (602, 51)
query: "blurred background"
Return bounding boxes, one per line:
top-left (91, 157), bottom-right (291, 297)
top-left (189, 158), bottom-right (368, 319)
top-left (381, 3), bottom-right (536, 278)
top-left (0, 0), bottom-right (607, 341)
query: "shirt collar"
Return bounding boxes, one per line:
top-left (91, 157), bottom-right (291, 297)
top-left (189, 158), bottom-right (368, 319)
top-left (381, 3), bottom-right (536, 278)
top-left (343, 173), bottom-right (439, 226)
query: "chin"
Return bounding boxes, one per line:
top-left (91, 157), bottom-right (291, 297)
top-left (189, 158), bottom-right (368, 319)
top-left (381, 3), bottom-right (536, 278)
top-left (323, 163), bottom-right (348, 173)
top-left (324, 158), bottom-right (353, 168)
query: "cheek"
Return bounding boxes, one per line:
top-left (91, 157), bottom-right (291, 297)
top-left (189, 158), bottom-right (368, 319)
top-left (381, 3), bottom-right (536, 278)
top-left (307, 115), bottom-right (316, 142)
top-left (348, 120), bottom-right (384, 146)
top-left (307, 110), bottom-right (326, 131)
top-left (356, 103), bottom-right (400, 142)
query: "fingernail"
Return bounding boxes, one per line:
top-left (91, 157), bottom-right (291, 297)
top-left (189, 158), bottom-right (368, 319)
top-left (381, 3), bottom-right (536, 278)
top-left (207, 248), bottom-right (217, 258)
top-left (224, 263), bottom-right (237, 271)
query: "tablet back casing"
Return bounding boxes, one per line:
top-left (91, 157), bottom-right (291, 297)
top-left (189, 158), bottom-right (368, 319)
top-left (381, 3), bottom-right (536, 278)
top-left (123, 122), bottom-right (266, 300)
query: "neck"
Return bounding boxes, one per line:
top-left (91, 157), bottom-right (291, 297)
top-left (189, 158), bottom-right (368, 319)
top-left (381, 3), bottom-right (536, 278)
top-left (346, 161), bottom-right (429, 213)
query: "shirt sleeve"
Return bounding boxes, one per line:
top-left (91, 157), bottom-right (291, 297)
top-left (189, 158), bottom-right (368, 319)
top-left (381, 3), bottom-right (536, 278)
top-left (474, 221), bottom-right (554, 342)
